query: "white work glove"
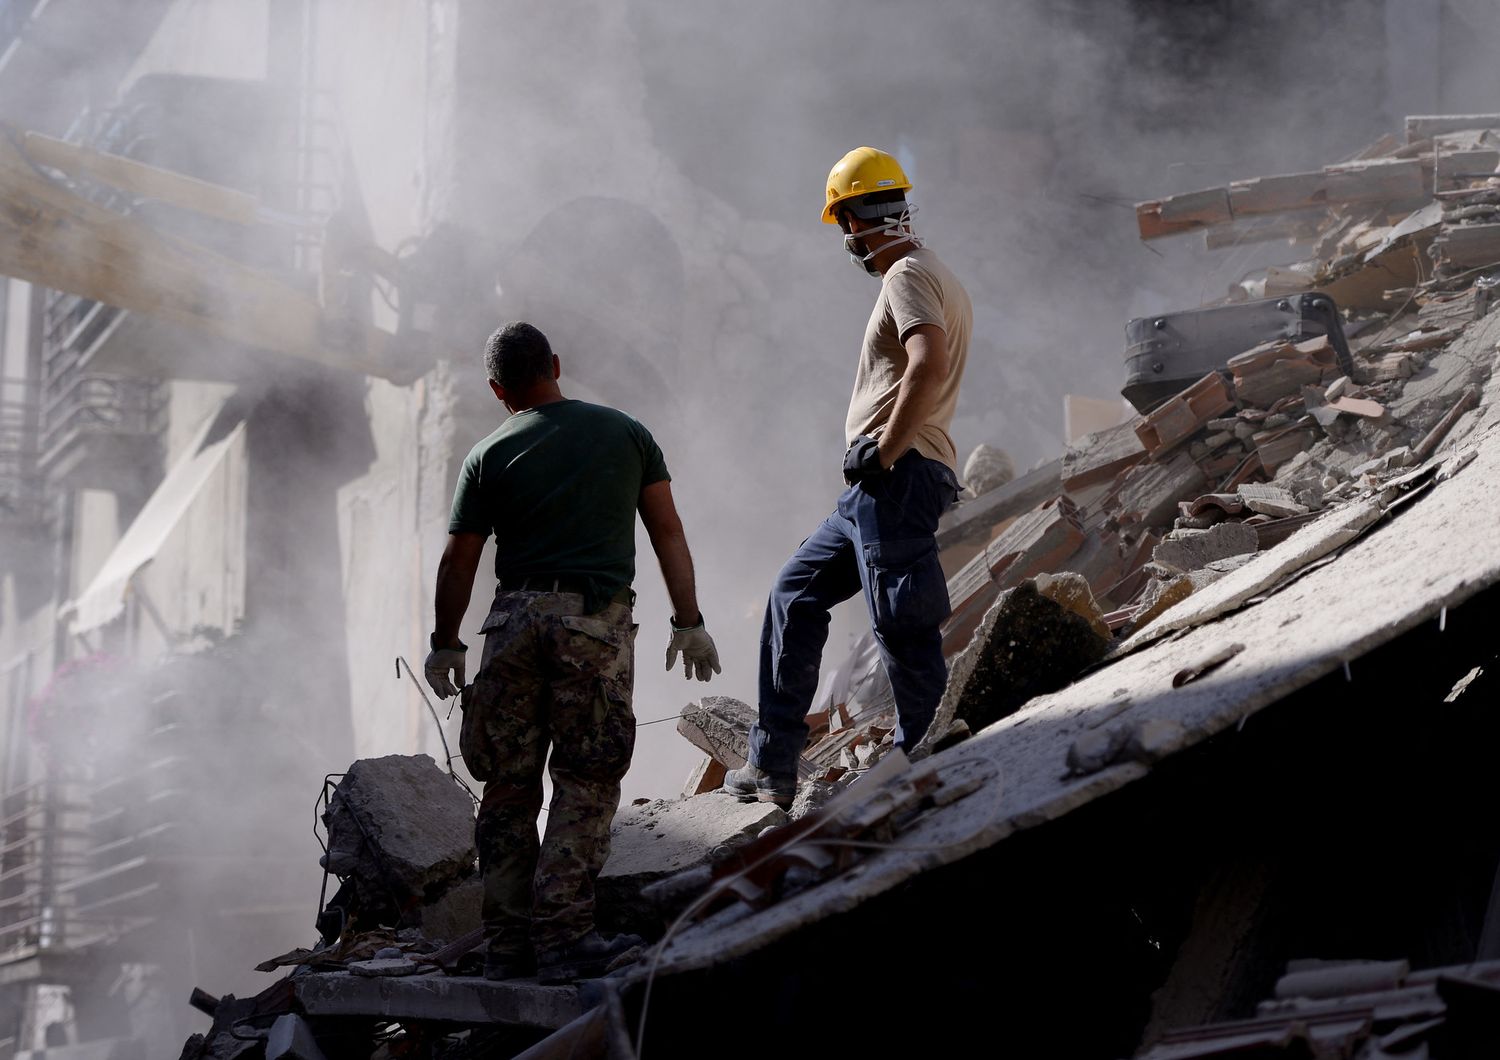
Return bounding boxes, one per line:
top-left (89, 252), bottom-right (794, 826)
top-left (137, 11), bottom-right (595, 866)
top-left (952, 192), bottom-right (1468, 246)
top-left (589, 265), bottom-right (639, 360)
top-left (424, 637), bottom-right (467, 699)
top-left (665, 615), bottom-right (721, 683)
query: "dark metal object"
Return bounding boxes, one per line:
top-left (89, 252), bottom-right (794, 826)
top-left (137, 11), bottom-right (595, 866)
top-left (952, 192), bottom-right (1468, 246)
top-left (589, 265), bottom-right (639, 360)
top-left (1123, 292), bottom-right (1355, 413)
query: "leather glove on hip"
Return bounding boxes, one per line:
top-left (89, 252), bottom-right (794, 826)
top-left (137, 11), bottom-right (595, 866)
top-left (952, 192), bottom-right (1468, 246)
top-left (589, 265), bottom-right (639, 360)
top-left (665, 616), bottom-right (722, 682)
top-left (424, 646), bottom-right (467, 699)
top-left (843, 434), bottom-right (887, 485)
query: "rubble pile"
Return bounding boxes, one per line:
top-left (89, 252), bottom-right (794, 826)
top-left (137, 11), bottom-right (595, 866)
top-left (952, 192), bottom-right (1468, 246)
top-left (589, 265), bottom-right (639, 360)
top-left (316, 754), bottom-right (481, 943)
top-left (176, 113), bottom-right (1500, 1056)
top-left (653, 115), bottom-right (1500, 795)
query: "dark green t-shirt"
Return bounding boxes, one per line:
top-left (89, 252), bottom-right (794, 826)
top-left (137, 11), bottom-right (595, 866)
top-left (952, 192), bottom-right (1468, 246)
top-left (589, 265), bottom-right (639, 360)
top-left (448, 399), bottom-right (669, 609)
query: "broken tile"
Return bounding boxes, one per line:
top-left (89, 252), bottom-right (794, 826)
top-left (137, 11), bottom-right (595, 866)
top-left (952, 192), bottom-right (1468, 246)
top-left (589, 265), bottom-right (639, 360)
top-left (1237, 483), bottom-right (1309, 518)
top-left (1134, 372), bottom-right (1236, 457)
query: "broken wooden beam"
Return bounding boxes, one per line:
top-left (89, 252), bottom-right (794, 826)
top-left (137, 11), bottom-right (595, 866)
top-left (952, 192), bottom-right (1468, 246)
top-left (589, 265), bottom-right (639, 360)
top-left (935, 456), bottom-right (1062, 551)
top-left (1431, 223), bottom-right (1500, 269)
top-left (1405, 114), bottom-right (1500, 142)
top-left (1136, 158), bottom-right (1427, 241)
top-left (1062, 418), bottom-right (1147, 492)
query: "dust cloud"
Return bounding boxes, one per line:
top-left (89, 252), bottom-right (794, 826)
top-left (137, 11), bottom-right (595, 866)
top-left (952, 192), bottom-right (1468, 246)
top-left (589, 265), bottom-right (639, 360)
top-left (6, 0), bottom-right (1500, 1048)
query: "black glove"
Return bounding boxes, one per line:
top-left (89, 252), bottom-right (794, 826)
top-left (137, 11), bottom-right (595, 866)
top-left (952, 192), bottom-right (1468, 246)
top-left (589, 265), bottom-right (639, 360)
top-left (843, 435), bottom-right (887, 485)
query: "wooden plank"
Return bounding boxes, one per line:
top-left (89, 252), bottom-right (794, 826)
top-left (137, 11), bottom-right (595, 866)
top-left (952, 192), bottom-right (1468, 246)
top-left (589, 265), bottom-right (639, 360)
top-left (1135, 187), bottom-right (1232, 241)
top-left (935, 456), bottom-right (1062, 551)
top-left (0, 135), bottom-right (414, 382)
top-left (1228, 159), bottom-right (1426, 217)
top-left (20, 131), bottom-right (269, 228)
top-left (1406, 114), bottom-right (1500, 142)
top-left (1431, 223), bottom-right (1500, 268)
top-left (1204, 209), bottom-right (1327, 250)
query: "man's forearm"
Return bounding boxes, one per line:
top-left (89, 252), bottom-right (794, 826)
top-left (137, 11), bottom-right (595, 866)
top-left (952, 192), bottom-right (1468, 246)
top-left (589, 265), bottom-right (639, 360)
top-left (878, 358), bottom-right (947, 465)
top-left (432, 533), bottom-right (486, 647)
top-left (655, 531), bottom-right (701, 626)
top-left (433, 563), bottom-right (474, 646)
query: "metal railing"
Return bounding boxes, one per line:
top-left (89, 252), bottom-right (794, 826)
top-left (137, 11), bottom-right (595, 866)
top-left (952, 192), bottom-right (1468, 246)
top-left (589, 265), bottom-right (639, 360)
top-left (35, 372), bottom-right (161, 473)
top-left (0, 766), bottom-right (169, 962)
top-left (0, 375), bottom-right (38, 524)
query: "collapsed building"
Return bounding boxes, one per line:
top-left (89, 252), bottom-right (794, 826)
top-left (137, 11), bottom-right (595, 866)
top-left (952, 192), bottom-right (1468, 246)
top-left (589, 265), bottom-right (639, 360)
top-left (173, 113), bottom-right (1500, 1058)
top-left (0, 0), bottom-right (1498, 1057)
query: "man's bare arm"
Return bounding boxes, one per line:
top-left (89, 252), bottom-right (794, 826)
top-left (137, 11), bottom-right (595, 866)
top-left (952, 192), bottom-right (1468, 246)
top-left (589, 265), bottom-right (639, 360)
top-left (433, 531), bottom-right (487, 648)
top-left (638, 480), bottom-right (700, 625)
top-left (877, 323), bottom-right (951, 467)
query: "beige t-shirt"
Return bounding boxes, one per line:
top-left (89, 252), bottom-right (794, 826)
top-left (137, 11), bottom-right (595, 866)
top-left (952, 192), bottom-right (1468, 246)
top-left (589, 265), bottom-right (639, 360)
top-left (844, 247), bottom-right (971, 471)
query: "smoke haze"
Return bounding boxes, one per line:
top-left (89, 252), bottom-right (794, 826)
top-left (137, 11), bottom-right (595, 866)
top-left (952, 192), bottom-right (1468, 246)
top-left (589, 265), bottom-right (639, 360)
top-left (3, 0), bottom-right (1500, 1047)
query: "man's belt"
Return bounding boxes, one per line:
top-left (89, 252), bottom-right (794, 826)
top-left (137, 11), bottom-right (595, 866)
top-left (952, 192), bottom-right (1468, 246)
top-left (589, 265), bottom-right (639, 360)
top-left (496, 576), bottom-right (634, 606)
top-left (496, 575), bottom-right (592, 594)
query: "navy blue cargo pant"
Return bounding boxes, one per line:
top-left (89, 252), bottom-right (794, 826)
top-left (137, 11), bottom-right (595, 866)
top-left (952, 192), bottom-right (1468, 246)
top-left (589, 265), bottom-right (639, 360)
top-left (749, 451), bottom-right (960, 775)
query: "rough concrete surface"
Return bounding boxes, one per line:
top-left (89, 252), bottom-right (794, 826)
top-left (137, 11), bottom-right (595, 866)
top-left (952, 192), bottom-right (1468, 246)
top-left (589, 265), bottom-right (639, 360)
top-left (924, 579), bottom-right (1110, 746)
top-left (323, 755), bottom-right (477, 905)
top-left (413, 874), bottom-right (482, 943)
top-left (1151, 521), bottom-right (1259, 573)
top-left (293, 970), bottom-right (580, 1029)
top-left (597, 794), bottom-right (787, 934)
top-left (1387, 310), bottom-right (1500, 437)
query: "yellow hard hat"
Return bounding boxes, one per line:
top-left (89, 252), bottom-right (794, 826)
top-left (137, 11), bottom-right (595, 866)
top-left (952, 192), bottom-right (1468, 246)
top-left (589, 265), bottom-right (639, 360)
top-left (821, 146), bottom-right (911, 224)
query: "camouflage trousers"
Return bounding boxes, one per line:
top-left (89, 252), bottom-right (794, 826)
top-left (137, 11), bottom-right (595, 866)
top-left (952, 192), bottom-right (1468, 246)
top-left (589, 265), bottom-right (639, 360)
top-left (460, 589), bottom-right (636, 957)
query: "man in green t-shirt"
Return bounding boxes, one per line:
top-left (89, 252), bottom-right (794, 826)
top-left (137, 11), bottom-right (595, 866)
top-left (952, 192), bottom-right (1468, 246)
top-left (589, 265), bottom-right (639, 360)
top-left (424, 321), bottom-right (720, 984)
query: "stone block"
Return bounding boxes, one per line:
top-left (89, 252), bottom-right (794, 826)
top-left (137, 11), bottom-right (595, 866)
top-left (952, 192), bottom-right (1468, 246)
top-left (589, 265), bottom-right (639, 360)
top-left (929, 579), bottom-right (1111, 740)
top-left (322, 755), bottom-right (477, 912)
top-left (1151, 521), bottom-right (1259, 573)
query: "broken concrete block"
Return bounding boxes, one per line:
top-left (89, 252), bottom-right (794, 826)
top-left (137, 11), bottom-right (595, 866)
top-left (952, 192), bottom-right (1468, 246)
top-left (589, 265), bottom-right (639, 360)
top-left (676, 696), bottom-right (755, 770)
top-left (321, 755), bottom-right (477, 917)
top-left (413, 874), bottom-right (481, 944)
top-left (931, 579), bottom-right (1111, 740)
top-left (788, 779), bottom-right (838, 821)
top-left (1116, 451), bottom-right (1207, 530)
top-left (597, 794), bottom-right (787, 936)
top-left (1034, 571), bottom-right (1112, 642)
top-left (962, 443), bottom-right (1015, 496)
top-left (677, 697), bottom-right (815, 781)
top-left (1237, 483), bottom-right (1309, 518)
top-left (1131, 575), bottom-right (1195, 633)
top-left (1151, 521), bottom-right (1259, 572)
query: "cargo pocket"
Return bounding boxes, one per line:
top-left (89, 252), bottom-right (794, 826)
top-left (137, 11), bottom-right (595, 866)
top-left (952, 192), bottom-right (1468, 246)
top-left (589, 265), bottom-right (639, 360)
top-left (554, 613), bottom-right (636, 781)
top-left (864, 537), bottom-right (952, 635)
top-left (458, 681), bottom-right (497, 783)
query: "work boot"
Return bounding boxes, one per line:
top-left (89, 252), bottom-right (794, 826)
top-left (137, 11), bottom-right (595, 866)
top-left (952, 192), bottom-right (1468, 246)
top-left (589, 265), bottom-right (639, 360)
top-left (483, 949), bottom-right (535, 981)
top-left (536, 931), bottom-right (644, 985)
top-left (722, 763), bottom-right (796, 810)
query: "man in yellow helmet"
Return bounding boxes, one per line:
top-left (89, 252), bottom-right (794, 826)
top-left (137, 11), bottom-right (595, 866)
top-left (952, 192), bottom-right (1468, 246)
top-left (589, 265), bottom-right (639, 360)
top-left (724, 147), bottom-right (972, 808)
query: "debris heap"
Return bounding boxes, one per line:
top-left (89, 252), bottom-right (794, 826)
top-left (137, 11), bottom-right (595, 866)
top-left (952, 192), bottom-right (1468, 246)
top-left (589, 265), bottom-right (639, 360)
top-left (668, 111), bottom-right (1500, 784)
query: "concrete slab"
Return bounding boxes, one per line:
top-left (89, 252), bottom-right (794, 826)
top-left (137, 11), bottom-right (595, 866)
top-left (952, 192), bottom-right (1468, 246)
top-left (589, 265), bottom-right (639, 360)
top-left (598, 793), bottom-right (787, 934)
top-left (292, 970), bottom-right (581, 1029)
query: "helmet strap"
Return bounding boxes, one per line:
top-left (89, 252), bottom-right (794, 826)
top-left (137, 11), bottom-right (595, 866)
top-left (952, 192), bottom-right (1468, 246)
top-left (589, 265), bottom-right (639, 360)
top-left (843, 203), bottom-right (921, 274)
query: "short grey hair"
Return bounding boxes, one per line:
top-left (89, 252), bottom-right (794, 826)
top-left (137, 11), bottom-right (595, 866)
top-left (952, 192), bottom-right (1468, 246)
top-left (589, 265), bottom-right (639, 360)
top-left (484, 322), bottom-right (553, 389)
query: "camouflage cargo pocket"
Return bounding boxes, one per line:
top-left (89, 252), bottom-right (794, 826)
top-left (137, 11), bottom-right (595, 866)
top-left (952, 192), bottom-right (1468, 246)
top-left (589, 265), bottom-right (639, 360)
top-left (552, 611), bottom-right (637, 779)
top-left (458, 681), bottom-right (497, 783)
